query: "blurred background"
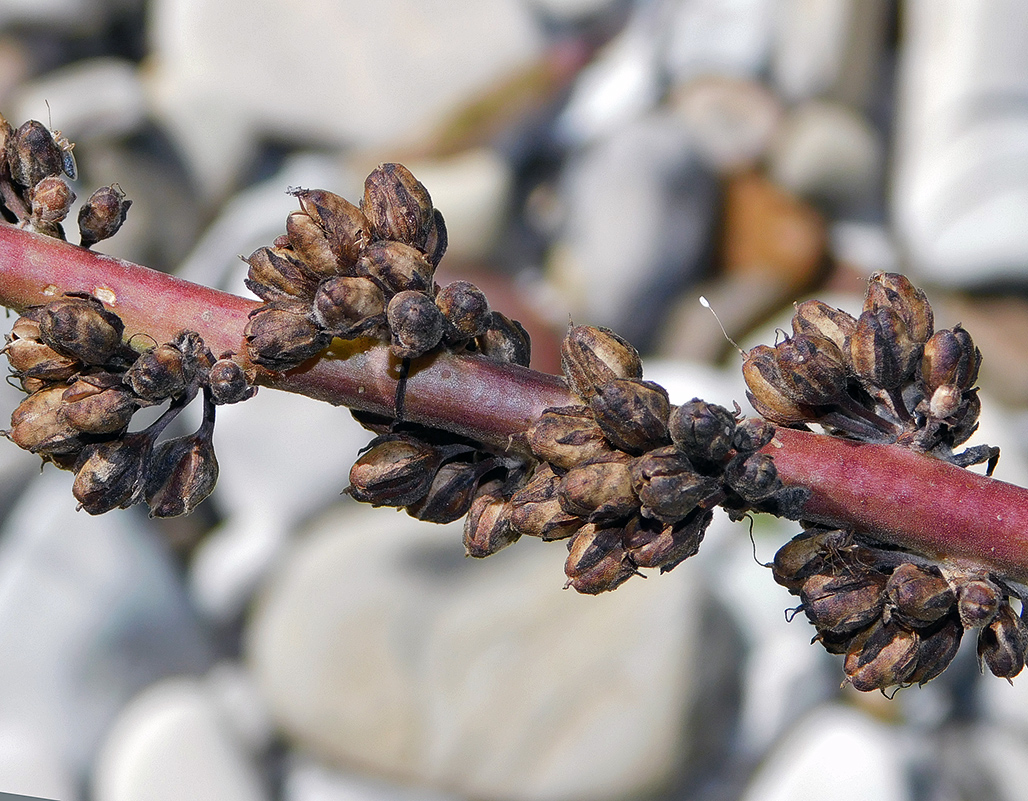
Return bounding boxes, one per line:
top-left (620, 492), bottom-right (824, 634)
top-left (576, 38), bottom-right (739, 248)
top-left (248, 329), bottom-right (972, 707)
top-left (3, 0), bottom-right (1028, 799)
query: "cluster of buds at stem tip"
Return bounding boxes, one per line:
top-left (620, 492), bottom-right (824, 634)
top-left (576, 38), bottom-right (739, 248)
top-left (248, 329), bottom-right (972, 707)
top-left (743, 272), bottom-right (995, 473)
top-left (0, 112), bottom-right (130, 246)
top-left (242, 163), bottom-right (529, 376)
top-left (2, 292), bottom-right (257, 516)
top-left (772, 525), bottom-right (1028, 691)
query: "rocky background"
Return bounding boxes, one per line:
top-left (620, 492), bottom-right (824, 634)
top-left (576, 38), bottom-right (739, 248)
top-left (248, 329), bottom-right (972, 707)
top-left (3, 1), bottom-right (1028, 800)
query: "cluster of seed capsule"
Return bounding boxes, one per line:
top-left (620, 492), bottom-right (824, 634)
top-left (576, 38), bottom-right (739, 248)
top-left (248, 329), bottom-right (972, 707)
top-left (2, 292), bottom-right (255, 516)
top-left (742, 271), bottom-right (995, 472)
top-left (242, 163), bottom-right (530, 375)
top-left (0, 112), bottom-right (131, 247)
top-left (772, 525), bottom-right (1028, 690)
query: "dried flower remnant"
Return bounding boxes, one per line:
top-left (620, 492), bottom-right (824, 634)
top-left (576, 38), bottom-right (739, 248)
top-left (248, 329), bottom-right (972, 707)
top-left (78, 184), bottom-right (131, 249)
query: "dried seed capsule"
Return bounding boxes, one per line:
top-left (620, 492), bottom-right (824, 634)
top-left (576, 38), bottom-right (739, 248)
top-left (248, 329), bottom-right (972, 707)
top-left (346, 434), bottom-right (442, 507)
top-left (4, 383), bottom-right (81, 454)
top-left (125, 343), bottom-right (191, 401)
top-left (742, 345), bottom-right (816, 426)
top-left (883, 563), bottom-right (955, 627)
top-left (771, 528), bottom-right (852, 591)
top-left (801, 570), bottom-right (886, 636)
top-left (844, 619), bottom-right (919, 692)
top-left (732, 418), bottom-right (774, 453)
top-left (244, 245), bottom-right (321, 303)
top-left (29, 175), bottom-right (74, 223)
top-left (947, 389), bottom-right (981, 446)
top-left (436, 281), bottom-right (491, 344)
top-left (311, 276), bottom-right (386, 337)
top-left (144, 426), bottom-right (219, 519)
top-left (286, 209), bottom-right (344, 279)
top-left (725, 451), bottom-right (779, 503)
top-left (624, 508), bottom-right (712, 572)
top-left (928, 384), bottom-right (962, 421)
top-left (865, 272), bottom-right (934, 344)
top-left (9, 120), bottom-right (63, 188)
top-left (978, 603), bottom-right (1028, 679)
top-left (355, 241), bottom-right (435, 296)
top-left (477, 312), bottom-right (531, 367)
top-left (424, 208), bottom-right (448, 267)
top-left (527, 406), bottom-right (613, 470)
top-left (589, 379), bottom-right (670, 454)
top-left (62, 374), bottom-right (137, 434)
top-left (72, 432), bottom-right (151, 514)
top-left (956, 576), bottom-right (1002, 628)
top-left (558, 456), bottom-right (638, 522)
top-left (791, 300), bottom-right (857, 359)
top-left (387, 290), bottom-right (445, 359)
top-left (2, 315), bottom-right (78, 380)
top-left (0, 113), bottom-right (13, 174)
top-left (850, 307), bottom-right (918, 390)
top-left (78, 184), bottom-right (131, 248)
top-left (464, 489), bottom-right (519, 558)
top-left (668, 399), bottom-right (737, 464)
top-left (921, 326), bottom-right (980, 394)
top-left (509, 463), bottom-right (584, 541)
top-left (630, 445), bottom-right (719, 523)
top-left (38, 293), bottom-right (124, 365)
top-left (561, 325), bottom-right (642, 402)
top-left (291, 188), bottom-right (371, 269)
top-left (208, 357), bottom-right (257, 405)
top-left (361, 163), bottom-right (434, 249)
top-left (564, 523), bottom-right (637, 594)
top-left (407, 459), bottom-right (496, 524)
top-left (244, 303), bottom-right (330, 371)
top-left (774, 334), bottom-right (849, 405)
top-left (907, 616), bottom-right (963, 686)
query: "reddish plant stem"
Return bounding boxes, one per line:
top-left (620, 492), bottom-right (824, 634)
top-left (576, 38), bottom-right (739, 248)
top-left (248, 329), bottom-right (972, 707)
top-left (3, 224), bottom-right (1028, 580)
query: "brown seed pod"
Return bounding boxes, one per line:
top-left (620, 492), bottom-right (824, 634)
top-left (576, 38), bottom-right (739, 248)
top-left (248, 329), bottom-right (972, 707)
top-left (589, 379), bottom-right (670, 454)
top-left (844, 619), bottom-right (920, 692)
top-left (423, 208), bottom-right (448, 267)
top-left (4, 383), bottom-right (82, 454)
top-left (774, 334), bottom-right (849, 406)
top-left (290, 188), bottom-right (371, 269)
top-left (977, 603), bottom-right (1028, 680)
top-left (956, 576), bottom-right (1002, 629)
top-left (61, 374), bottom-right (137, 434)
top-left (791, 300), bottom-right (857, 361)
top-left (208, 357), bottom-right (257, 405)
top-left (564, 523), bottom-right (637, 594)
top-left (883, 563), bottom-right (955, 627)
top-left (509, 463), bottom-right (584, 541)
top-left (125, 343), bottom-right (192, 401)
top-left (668, 399), bottom-right (737, 464)
top-left (9, 120), bottom-right (63, 188)
top-left (561, 325), bottom-right (642, 402)
top-left (801, 570), bottom-right (886, 636)
top-left (285, 209), bottom-right (345, 279)
top-left (732, 418), bottom-right (774, 453)
top-left (630, 445), bottom-right (719, 523)
top-left (557, 456), bottom-right (638, 522)
top-left (355, 240), bottom-right (435, 296)
top-left (2, 315), bottom-right (79, 381)
top-left (244, 246), bottom-right (321, 304)
top-left (29, 175), bottom-right (75, 224)
top-left (624, 507), bottom-right (712, 572)
top-left (436, 281), bottom-right (491, 344)
top-left (742, 345), bottom-right (817, 426)
top-left (387, 290), bottom-right (445, 359)
top-left (311, 276), bottom-right (386, 337)
top-left (463, 487), bottom-right (519, 558)
top-left (244, 302), bottom-right (331, 371)
top-left (144, 424), bottom-right (219, 519)
top-left (346, 434), bottom-right (443, 508)
top-left (361, 163), bottom-right (435, 249)
top-left (526, 405), bottom-right (613, 471)
top-left (72, 432), bottom-right (151, 515)
top-left (850, 307), bottom-right (918, 390)
top-left (407, 459), bottom-right (497, 524)
top-left (38, 293), bottom-right (125, 365)
top-left (78, 184), bottom-right (131, 249)
top-left (865, 271), bottom-right (934, 345)
top-left (724, 451), bottom-right (779, 503)
top-left (771, 528), bottom-right (853, 591)
top-left (476, 312), bottom-right (531, 367)
top-left (907, 616), bottom-right (963, 686)
top-left (921, 326), bottom-right (980, 395)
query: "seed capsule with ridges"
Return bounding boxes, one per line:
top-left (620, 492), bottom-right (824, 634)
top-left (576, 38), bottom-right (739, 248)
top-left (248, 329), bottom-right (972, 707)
top-left (956, 576), bottom-right (1001, 628)
top-left (907, 616), bottom-right (963, 686)
top-left (771, 528), bottom-right (852, 591)
top-left (208, 358), bottom-right (257, 405)
top-left (921, 326), bottom-right (980, 394)
top-left (62, 375), bottom-right (137, 434)
top-left (801, 570), bottom-right (886, 636)
top-left (850, 307), bottom-right (917, 390)
top-left (291, 188), bottom-right (371, 268)
top-left (558, 456), bottom-right (638, 522)
top-left (844, 619), bottom-right (919, 692)
top-left (10, 120), bottom-right (63, 188)
top-left (561, 325), bottom-right (642, 402)
top-left (362, 163), bottom-right (434, 249)
top-left (589, 379), bottom-right (670, 454)
top-left (774, 334), bottom-right (849, 405)
top-left (125, 343), bottom-right (191, 401)
top-left (436, 281), bottom-right (491, 345)
top-left (244, 246), bottom-right (321, 304)
top-left (2, 315), bottom-right (78, 381)
top-left (630, 445), bottom-right (719, 523)
top-left (791, 300), bottom-right (857, 360)
top-left (625, 508), bottom-right (712, 572)
top-left (72, 432), bottom-right (151, 515)
top-left (144, 428), bottom-right (219, 519)
top-left (346, 434), bottom-right (442, 508)
top-left (244, 303), bottom-right (330, 371)
top-left (725, 451), bottom-right (779, 503)
top-left (78, 184), bottom-right (131, 249)
top-left (356, 241), bottom-right (435, 296)
top-left (865, 271), bottom-right (934, 344)
top-left (464, 489), bottom-right (519, 558)
top-left (38, 293), bottom-right (125, 365)
top-left (387, 290), bottom-right (445, 359)
top-left (285, 209), bottom-right (344, 279)
top-left (311, 276), bottom-right (386, 337)
top-left (668, 399), bottom-right (737, 464)
top-left (29, 175), bottom-right (74, 224)
top-left (978, 604), bottom-right (1028, 680)
top-left (4, 383), bottom-right (81, 454)
top-left (564, 524), bottom-right (637, 594)
top-left (883, 563), bottom-right (954, 627)
top-left (477, 312), bottom-right (531, 367)
top-left (743, 345), bottom-right (815, 426)
top-left (509, 463), bottom-right (583, 541)
top-left (424, 208), bottom-right (448, 267)
top-left (407, 459), bottom-right (496, 524)
top-left (526, 406), bottom-right (612, 470)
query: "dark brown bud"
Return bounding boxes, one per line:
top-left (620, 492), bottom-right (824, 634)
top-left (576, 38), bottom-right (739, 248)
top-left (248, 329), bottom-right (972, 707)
top-left (589, 379), bottom-right (670, 454)
top-left (2, 315), bottom-right (78, 380)
top-left (801, 570), bottom-right (886, 636)
top-left (771, 528), bottom-right (852, 591)
top-left (624, 507), bottom-right (712, 572)
top-left (208, 357), bottom-right (257, 405)
top-left (291, 188), bottom-right (371, 269)
top-left (509, 463), bottom-right (584, 541)
top-left (907, 616), bottom-right (963, 686)
top-left (285, 209), bottom-right (344, 279)
top-left (561, 325), bottom-right (642, 402)
top-left (732, 417), bottom-right (774, 453)
top-left (144, 426), bottom-right (219, 519)
top-left (243, 246), bottom-right (320, 304)
top-left (10, 120), bottom-right (63, 188)
top-left (558, 456), bottom-right (638, 522)
top-left (4, 384), bottom-right (81, 454)
top-left (742, 345), bottom-right (816, 426)
top-left (244, 303), bottom-right (330, 371)
top-left (30, 175), bottom-right (75, 223)
top-left (630, 445), bottom-right (719, 523)
top-left (387, 290), bottom-right (445, 359)
top-left (436, 281), bottom-right (491, 344)
top-left (38, 293), bottom-right (124, 365)
top-left (361, 163), bottom-right (434, 249)
top-left (978, 603), bottom-right (1028, 680)
top-left (463, 488), bottom-right (519, 558)
top-left (725, 451), bottom-right (779, 503)
top-left (564, 523), bottom-right (637, 594)
top-left (883, 563), bottom-right (954, 627)
top-left (311, 276), bottom-right (386, 337)
top-left (774, 335), bottom-right (849, 405)
top-left (668, 399), bottom-right (737, 464)
top-left (72, 432), bottom-right (151, 514)
top-left (865, 271), bottom-right (934, 344)
top-left (407, 459), bottom-right (496, 524)
top-left (423, 208), bottom-right (448, 267)
top-left (850, 307), bottom-right (918, 390)
top-left (476, 312), bottom-right (531, 367)
top-left (957, 576), bottom-right (1002, 628)
top-left (921, 326), bottom-right (980, 394)
top-left (355, 241), bottom-right (435, 296)
top-left (346, 434), bottom-right (442, 507)
top-left (125, 343), bottom-right (191, 401)
top-left (791, 300), bottom-right (857, 359)
top-left (526, 405), bottom-right (613, 470)
top-left (844, 619), bottom-right (919, 691)
top-left (62, 374), bottom-right (137, 434)
top-left (78, 184), bottom-right (131, 249)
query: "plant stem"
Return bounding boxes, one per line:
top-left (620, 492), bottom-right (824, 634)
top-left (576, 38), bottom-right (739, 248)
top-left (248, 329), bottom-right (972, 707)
top-left (3, 223), bottom-right (1028, 580)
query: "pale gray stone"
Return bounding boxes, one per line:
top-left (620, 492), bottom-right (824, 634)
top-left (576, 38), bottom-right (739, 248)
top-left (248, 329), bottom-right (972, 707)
top-left (0, 724), bottom-right (79, 801)
top-left (247, 505), bottom-right (706, 801)
top-left (284, 753), bottom-right (462, 801)
top-left (663, 0), bottom-right (775, 82)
